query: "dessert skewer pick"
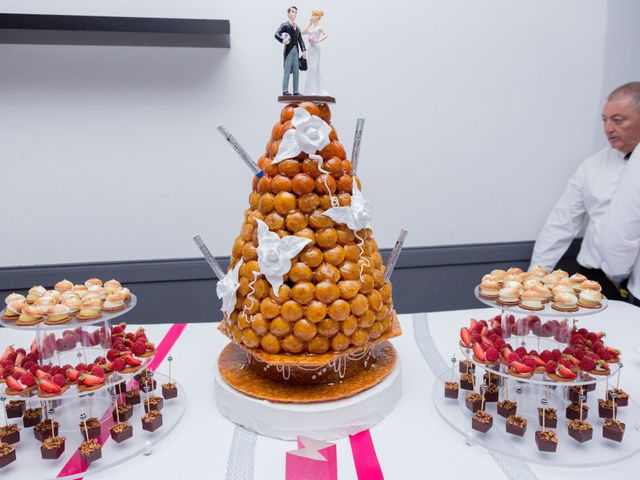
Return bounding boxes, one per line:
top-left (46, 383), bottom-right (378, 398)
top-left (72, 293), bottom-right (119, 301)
top-left (351, 118), bottom-right (365, 175)
top-left (383, 229), bottom-right (409, 283)
top-left (616, 362), bottom-right (623, 389)
top-left (80, 412), bottom-right (89, 442)
top-left (112, 393), bottom-right (120, 424)
top-left (480, 383), bottom-right (487, 412)
top-left (48, 407), bottom-right (55, 439)
top-left (168, 355), bottom-right (173, 383)
top-left (450, 355), bottom-right (456, 382)
top-left (540, 397), bottom-right (548, 432)
top-left (192, 235), bottom-right (226, 281)
top-left (0, 395), bottom-right (7, 427)
top-left (611, 391), bottom-right (617, 420)
top-left (216, 125), bottom-right (263, 178)
top-left (579, 393), bottom-right (586, 420)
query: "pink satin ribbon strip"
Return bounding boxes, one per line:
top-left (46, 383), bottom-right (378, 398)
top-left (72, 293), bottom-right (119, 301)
top-left (57, 322), bottom-right (188, 478)
top-left (349, 429), bottom-right (384, 480)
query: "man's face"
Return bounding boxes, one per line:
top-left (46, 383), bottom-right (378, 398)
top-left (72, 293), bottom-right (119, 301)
top-left (288, 9), bottom-right (297, 22)
top-left (602, 95), bottom-right (640, 154)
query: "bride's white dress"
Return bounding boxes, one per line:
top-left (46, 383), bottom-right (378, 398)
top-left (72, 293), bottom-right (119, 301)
top-left (304, 28), bottom-right (330, 96)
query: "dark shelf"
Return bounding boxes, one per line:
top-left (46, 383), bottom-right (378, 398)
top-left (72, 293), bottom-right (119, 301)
top-left (0, 13), bottom-right (230, 47)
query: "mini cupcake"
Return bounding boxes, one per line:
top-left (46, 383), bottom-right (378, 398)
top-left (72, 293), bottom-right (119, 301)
top-left (77, 298), bottom-right (102, 321)
top-left (60, 291), bottom-right (80, 302)
top-left (84, 278), bottom-right (103, 288)
top-left (479, 279), bottom-right (500, 299)
top-left (552, 284), bottom-right (574, 296)
top-left (104, 279), bottom-right (122, 294)
top-left (569, 273), bottom-right (587, 291)
top-left (504, 280), bottom-right (522, 290)
top-left (497, 287), bottom-right (521, 306)
top-left (578, 289), bottom-right (602, 309)
top-left (552, 269), bottom-right (569, 278)
top-left (579, 280), bottom-right (602, 292)
top-left (43, 290), bottom-right (61, 303)
top-left (88, 285), bottom-right (106, 300)
top-left (71, 284), bottom-right (88, 296)
top-left (2, 300), bottom-right (26, 321)
top-left (519, 290), bottom-right (545, 311)
top-left (490, 269), bottom-right (507, 284)
top-left (506, 267), bottom-right (524, 276)
top-left (543, 274), bottom-right (559, 289)
top-left (45, 305), bottom-right (71, 325)
top-left (552, 292), bottom-right (579, 312)
top-left (54, 279), bottom-right (73, 293)
top-left (103, 293), bottom-right (126, 312)
top-left (529, 266), bottom-right (547, 278)
top-left (61, 297), bottom-right (82, 315)
top-left (531, 284), bottom-right (552, 302)
top-left (26, 285), bottom-right (46, 304)
top-left (522, 278), bottom-right (543, 290)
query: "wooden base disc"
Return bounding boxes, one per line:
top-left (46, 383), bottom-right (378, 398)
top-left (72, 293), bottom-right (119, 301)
top-left (218, 340), bottom-right (397, 404)
top-left (278, 94), bottom-right (336, 104)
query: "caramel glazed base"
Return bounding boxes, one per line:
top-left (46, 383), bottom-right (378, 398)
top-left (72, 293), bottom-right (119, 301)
top-left (217, 314), bottom-right (401, 403)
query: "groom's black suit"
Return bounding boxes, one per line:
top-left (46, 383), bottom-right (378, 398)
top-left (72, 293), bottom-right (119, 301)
top-left (274, 21), bottom-right (306, 62)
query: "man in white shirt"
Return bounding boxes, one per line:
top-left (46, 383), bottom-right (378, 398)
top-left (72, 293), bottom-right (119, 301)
top-left (598, 131), bottom-right (640, 306)
top-left (530, 82), bottom-right (640, 300)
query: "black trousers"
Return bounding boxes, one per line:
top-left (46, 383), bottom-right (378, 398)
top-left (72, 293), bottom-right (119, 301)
top-left (577, 266), bottom-right (625, 301)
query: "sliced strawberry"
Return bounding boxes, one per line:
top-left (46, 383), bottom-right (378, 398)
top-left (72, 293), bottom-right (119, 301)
top-left (66, 368), bottom-right (80, 381)
top-left (523, 356), bottom-right (537, 369)
top-left (90, 366), bottom-right (105, 378)
top-left (5, 376), bottom-right (24, 391)
top-left (52, 374), bottom-right (66, 388)
top-left (532, 355), bottom-right (546, 367)
top-left (512, 361), bottom-right (534, 374)
top-left (125, 356), bottom-right (142, 366)
top-left (0, 346), bottom-right (15, 363)
top-left (39, 378), bottom-right (62, 394)
top-left (112, 358), bottom-right (125, 372)
top-left (469, 319), bottom-right (478, 331)
top-left (460, 327), bottom-right (472, 347)
top-left (35, 369), bottom-right (48, 379)
top-left (473, 343), bottom-right (486, 361)
top-left (544, 360), bottom-right (558, 374)
top-left (506, 352), bottom-right (521, 365)
top-left (563, 354), bottom-right (580, 366)
top-left (501, 347), bottom-right (513, 361)
top-left (81, 374), bottom-right (105, 387)
top-left (556, 365), bottom-right (577, 379)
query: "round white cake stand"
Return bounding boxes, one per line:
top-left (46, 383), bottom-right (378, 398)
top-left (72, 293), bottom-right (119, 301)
top-left (213, 360), bottom-right (402, 441)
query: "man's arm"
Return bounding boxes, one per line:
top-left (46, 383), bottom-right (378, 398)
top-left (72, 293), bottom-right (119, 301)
top-left (274, 23), bottom-right (287, 43)
top-left (530, 164), bottom-right (588, 271)
top-left (297, 29), bottom-right (306, 52)
top-left (598, 150), bottom-right (640, 277)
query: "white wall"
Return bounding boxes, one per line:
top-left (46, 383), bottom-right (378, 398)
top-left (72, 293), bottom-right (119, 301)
top-left (1, 0), bottom-right (635, 267)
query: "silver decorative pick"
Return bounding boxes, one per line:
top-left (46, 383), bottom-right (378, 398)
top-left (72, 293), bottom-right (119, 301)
top-left (48, 408), bottom-right (56, 438)
top-left (450, 355), bottom-right (456, 381)
top-left (351, 118), bottom-right (365, 175)
top-left (616, 362), bottom-right (623, 389)
top-left (0, 395), bottom-right (6, 427)
top-left (217, 125), bottom-right (262, 177)
top-left (168, 355), bottom-right (173, 383)
top-left (383, 229), bottom-right (409, 283)
top-left (192, 235), bottom-right (226, 280)
top-left (80, 412), bottom-right (89, 441)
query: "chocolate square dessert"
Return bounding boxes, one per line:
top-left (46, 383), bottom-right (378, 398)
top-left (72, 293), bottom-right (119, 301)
top-left (162, 383), bottom-right (178, 400)
top-left (125, 389), bottom-right (141, 406)
top-left (598, 399), bottom-right (615, 419)
top-left (537, 408), bottom-right (557, 428)
top-left (459, 360), bottom-right (473, 373)
top-left (567, 420), bottom-right (593, 443)
top-left (79, 438), bottom-right (102, 464)
top-left (112, 381), bottom-right (127, 396)
top-left (41, 436), bottom-right (65, 460)
top-left (143, 396), bottom-right (163, 413)
top-left (80, 417), bottom-right (101, 440)
top-left (460, 373), bottom-right (475, 391)
top-left (109, 422), bottom-right (133, 443)
top-left (0, 442), bottom-right (16, 469)
top-left (5, 400), bottom-right (25, 419)
top-left (483, 371), bottom-right (501, 386)
top-left (141, 411), bottom-right (163, 432)
top-left (23, 407), bottom-right (42, 428)
top-left (34, 420), bottom-right (59, 442)
top-left (137, 376), bottom-right (157, 391)
top-left (472, 411), bottom-right (493, 433)
top-left (444, 381), bottom-right (459, 399)
top-left (465, 393), bottom-right (483, 413)
top-left (497, 400), bottom-right (517, 418)
top-left (565, 402), bottom-right (589, 421)
top-left (602, 419), bottom-right (625, 442)
top-left (484, 384), bottom-right (499, 402)
top-left (0, 424), bottom-right (20, 445)
top-left (535, 430), bottom-right (558, 452)
top-left (568, 386), bottom-right (587, 403)
top-left (607, 388), bottom-right (629, 407)
top-left (505, 415), bottom-right (527, 437)
top-left (112, 403), bottom-right (133, 422)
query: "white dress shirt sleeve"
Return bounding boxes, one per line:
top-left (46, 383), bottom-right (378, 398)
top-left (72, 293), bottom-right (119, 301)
top-left (530, 163), bottom-right (588, 272)
top-left (598, 150), bottom-right (640, 277)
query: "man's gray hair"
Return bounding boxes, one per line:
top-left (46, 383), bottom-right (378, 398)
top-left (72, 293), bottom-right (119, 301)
top-left (608, 82), bottom-right (640, 112)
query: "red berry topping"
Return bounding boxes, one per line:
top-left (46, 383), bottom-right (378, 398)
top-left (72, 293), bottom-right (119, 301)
top-left (52, 373), bottom-right (66, 388)
top-left (539, 350), bottom-right (552, 362)
top-left (579, 357), bottom-right (596, 372)
top-left (485, 347), bottom-right (499, 362)
top-left (559, 358), bottom-right (573, 369)
top-left (515, 347), bottom-right (527, 357)
top-left (19, 371), bottom-right (36, 387)
top-left (544, 360), bottom-right (558, 374)
top-left (506, 352), bottom-right (521, 365)
top-left (131, 343), bottom-right (146, 356)
top-left (112, 357), bottom-right (126, 372)
top-left (551, 349), bottom-right (563, 361)
top-left (523, 356), bottom-right (537, 369)
top-left (90, 366), bottom-right (105, 378)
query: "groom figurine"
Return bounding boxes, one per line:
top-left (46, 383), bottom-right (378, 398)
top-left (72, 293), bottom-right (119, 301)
top-left (275, 6), bottom-right (306, 96)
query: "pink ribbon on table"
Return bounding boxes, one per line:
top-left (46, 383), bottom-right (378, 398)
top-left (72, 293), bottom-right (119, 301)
top-left (56, 322), bottom-right (188, 478)
top-left (349, 429), bottom-right (384, 480)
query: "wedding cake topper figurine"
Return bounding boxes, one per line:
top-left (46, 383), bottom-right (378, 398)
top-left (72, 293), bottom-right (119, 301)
top-left (302, 10), bottom-right (330, 96)
top-left (275, 6), bottom-right (307, 96)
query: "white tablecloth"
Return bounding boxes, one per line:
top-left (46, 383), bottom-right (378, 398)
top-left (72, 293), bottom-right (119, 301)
top-left (3, 300), bottom-right (639, 479)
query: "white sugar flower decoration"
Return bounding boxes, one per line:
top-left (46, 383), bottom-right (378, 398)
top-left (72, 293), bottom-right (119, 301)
top-left (255, 219), bottom-right (311, 296)
top-left (323, 178), bottom-right (373, 231)
top-left (273, 107), bottom-right (332, 164)
top-left (216, 260), bottom-right (243, 317)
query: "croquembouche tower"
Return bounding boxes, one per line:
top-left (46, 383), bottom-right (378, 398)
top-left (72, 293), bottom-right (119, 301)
top-left (205, 95), bottom-right (405, 439)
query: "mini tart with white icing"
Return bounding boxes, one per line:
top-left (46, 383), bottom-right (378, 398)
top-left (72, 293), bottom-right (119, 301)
top-left (529, 266), bottom-right (547, 278)
top-left (62, 296), bottom-right (82, 314)
top-left (578, 289), bottom-right (603, 309)
top-left (490, 269), bottom-right (507, 284)
top-left (579, 280), bottom-right (602, 292)
top-left (45, 304), bottom-right (71, 325)
top-left (519, 290), bottom-right (545, 311)
top-left (569, 273), bottom-right (587, 291)
top-left (77, 298), bottom-right (102, 320)
top-left (2, 300), bottom-right (26, 320)
top-left (552, 284), bottom-right (574, 296)
top-left (26, 285), bottom-right (46, 303)
top-left (497, 287), bottom-right (520, 305)
top-left (4, 293), bottom-right (25, 305)
top-left (552, 292), bottom-right (579, 312)
top-left (479, 280), bottom-right (500, 298)
top-left (17, 305), bottom-right (45, 325)
top-left (104, 279), bottom-right (122, 294)
top-left (85, 278), bottom-right (103, 288)
top-left (102, 293), bottom-right (126, 312)
top-left (531, 284), bottom-right (552, 302)
top-left (55, 279), bottom-right (73, 293)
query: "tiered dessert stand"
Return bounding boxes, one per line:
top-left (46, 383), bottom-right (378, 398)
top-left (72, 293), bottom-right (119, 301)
top-left (432, 290), bottom-right (640, 467)
top-left (0, 295), bottom-right (186, 479)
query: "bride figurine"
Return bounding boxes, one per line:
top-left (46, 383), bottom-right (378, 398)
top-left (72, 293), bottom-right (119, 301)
top-left (302, 10), bottom-right (330, 96)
